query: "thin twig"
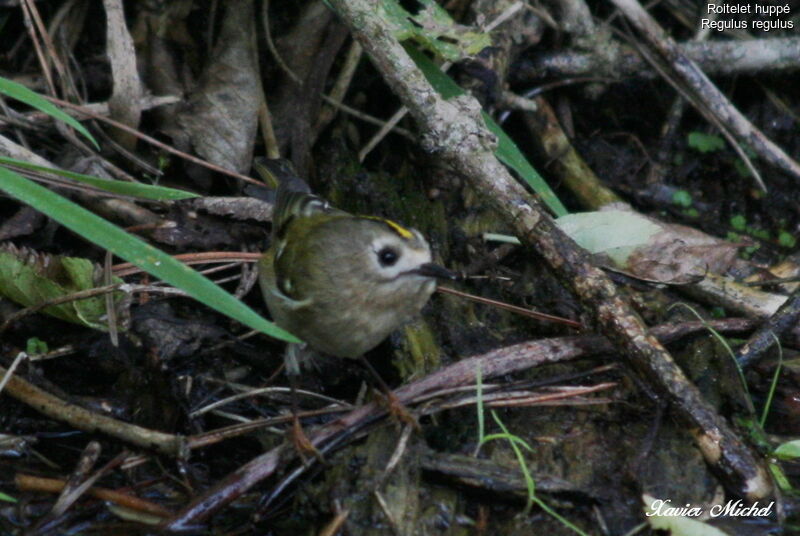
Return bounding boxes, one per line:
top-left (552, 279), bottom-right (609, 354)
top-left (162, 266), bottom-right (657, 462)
top-left (373, 491), bottom-right (401, 536)
top-left (261, 0), bottom-right (301, 84)
top-left (358, 105), bottom-right (411, 162)
top-left (0, 352), bottom-right (27, 396)
top-left (0, 283), bottom-right (123, 335)
top-left (315, 39), bottom-right (363, 136)
top-left (112, 252), bottom-right (262, 277)
top-left (736, 285), bottom-right (800, 368)
top-left (0, 364), bottom-right (185, 455)
top-left (377, 425), bottom-right (413, 488)
top-left (15, 473), bottom-right (173, 518)
top-left (437, 285), bottom-right (582, 328)
top-left (22, 0), bottom-right (70, 91)
top-left (190, 385), bottom-right (351, 418)
top-left (321, 94), bottom-right (415, 140)
top-left (19, 0), bottom-right (56, 95)
top-left (259, 99), bottom-right (280, 159)
top-left (318, 507), bottom-right (350, 536)
top-left (41, 96), bottom-right (264, 187)
top-left (104, 250), bottom-right (119, 347)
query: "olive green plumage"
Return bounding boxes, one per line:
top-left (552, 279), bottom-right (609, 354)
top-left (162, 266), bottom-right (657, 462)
top-left (258, 168), bottom-right (454, 364)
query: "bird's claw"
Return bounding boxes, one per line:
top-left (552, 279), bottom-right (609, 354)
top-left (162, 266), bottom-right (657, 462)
top-left (383, 391), bottom-right (420, 432)
top-left (289, 416), bottom-right (324, 463)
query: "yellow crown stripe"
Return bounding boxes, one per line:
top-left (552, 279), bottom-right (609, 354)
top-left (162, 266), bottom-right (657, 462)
top-left (360, 216), bottom-right (414, 239)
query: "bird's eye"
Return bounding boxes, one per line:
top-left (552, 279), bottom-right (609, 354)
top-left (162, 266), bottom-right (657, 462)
top-left (377, 247), bottom-right (399, 267)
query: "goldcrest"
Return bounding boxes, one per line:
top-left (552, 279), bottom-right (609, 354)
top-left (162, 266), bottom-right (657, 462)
top-left (258, 171), bottom-right (454, 369)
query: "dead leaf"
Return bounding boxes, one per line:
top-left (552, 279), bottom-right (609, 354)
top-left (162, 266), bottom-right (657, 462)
top-left (103, 0), bottom-right (144, 151)
top-left (557, 209), bottom-right (741, 284)
top-left (175, 0), bottom-right (260, 173)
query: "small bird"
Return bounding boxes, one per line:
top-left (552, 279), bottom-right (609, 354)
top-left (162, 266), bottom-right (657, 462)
top-left (257, 160), bottom-right (455, 451)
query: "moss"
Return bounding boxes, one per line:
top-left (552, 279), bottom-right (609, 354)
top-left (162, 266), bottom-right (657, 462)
top-left (394, 319), bottom-right (442, 380)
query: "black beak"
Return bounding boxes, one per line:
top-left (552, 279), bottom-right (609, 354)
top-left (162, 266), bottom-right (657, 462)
top-left (415, 263), bottom-right (460, 281)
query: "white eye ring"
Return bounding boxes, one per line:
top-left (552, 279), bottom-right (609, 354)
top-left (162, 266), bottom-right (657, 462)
top-left (377, 247), bottom-right (399, 267)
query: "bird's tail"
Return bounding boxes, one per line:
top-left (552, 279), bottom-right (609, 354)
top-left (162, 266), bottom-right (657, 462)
top-left (252, 158), bottom-right (338, 241)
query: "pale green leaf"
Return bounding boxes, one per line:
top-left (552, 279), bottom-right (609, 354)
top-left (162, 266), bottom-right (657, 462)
top-left (688, 131), bottom-right (725, 153)
top-left (775, 440), bottom-right (800, 459)
top-left (556, 210), bottom-right (662, 266)
top-left (0, 246), bottom-right (120, 330)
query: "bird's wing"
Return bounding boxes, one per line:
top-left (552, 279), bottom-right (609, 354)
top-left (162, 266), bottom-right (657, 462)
top-left (272, 188), bottom-right (336, 242)
top-left (258, 248), bottom-right (312, 310)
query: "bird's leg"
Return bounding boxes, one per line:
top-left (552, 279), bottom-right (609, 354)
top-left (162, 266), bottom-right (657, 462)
top-left (358, 356), bottom-right (419, 431)
top-left (285, 344), bottom-right (323, 462)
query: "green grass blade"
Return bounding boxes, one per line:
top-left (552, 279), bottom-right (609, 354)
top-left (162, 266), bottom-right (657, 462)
top-left (490, 410), bottom-right (536, 509)
top-left (0, 167), bottom-right (298, 343)
top-left (0, 157), bottom-right (197, 201)
top-left (490, 115), bottom-right (567, 216)
top-left (0, 76), bottom-right (98, 149)
top-left (480, 433), bottom-right (535, 452)
top-left (767, 461), bottom-right (793, 491)
top-left (405, 45), bottom-right (567, 216)
top-left (475, 363), bottom-right (485, 454)
top-left (759, 333), bottom-right (782, 428)
top-left (489, 411), bottom-right (589, 535)
top-left (668, 303), bottom-right (755, 414)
